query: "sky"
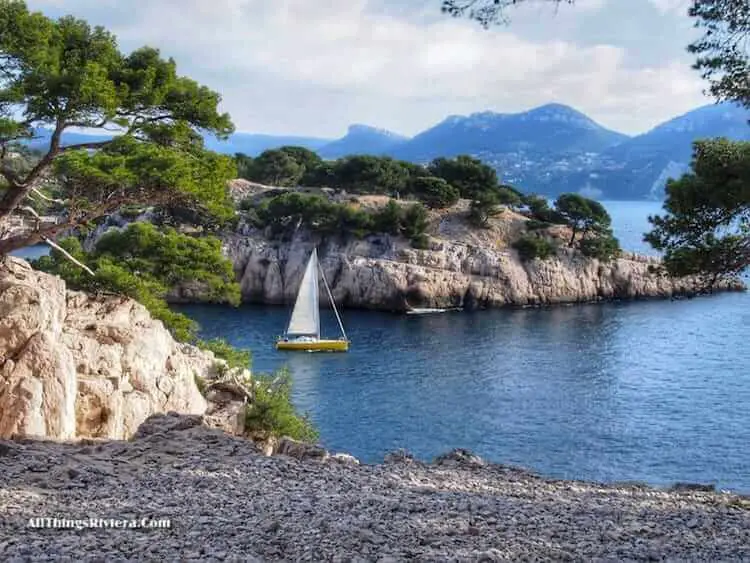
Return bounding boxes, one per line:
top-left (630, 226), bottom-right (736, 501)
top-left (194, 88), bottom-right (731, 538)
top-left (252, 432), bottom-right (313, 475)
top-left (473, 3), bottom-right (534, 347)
top-left (27, 0), bottom-right (711, 139)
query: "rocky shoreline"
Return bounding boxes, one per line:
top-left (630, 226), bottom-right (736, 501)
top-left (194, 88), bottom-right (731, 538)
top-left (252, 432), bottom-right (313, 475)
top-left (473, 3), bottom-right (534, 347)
top-left (218, 191), bottom-right (746, 313)
top-left (1, 413), bottom-right (749, 562)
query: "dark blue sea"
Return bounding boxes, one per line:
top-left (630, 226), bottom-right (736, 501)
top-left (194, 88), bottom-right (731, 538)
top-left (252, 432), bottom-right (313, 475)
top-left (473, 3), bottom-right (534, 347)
top-left (13, 202), bottom-right (750, 491)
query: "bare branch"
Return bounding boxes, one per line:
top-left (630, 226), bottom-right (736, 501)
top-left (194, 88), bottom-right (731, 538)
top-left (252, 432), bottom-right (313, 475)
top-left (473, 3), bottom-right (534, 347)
top-left (28, 187), bottom-right (65, 205)
top-left (18, 205), bottom-right (40, 219)
top-left (41, 235), bottom-right (96, 276)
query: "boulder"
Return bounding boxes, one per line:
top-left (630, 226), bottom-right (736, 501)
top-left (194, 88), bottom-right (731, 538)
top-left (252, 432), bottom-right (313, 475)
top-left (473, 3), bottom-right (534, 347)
top-left (0, 256), bottom-right (211, 441)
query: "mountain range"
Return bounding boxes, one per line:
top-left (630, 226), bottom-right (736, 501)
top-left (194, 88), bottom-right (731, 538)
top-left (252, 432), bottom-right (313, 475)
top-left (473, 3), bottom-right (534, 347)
top-left (25, 102), bottom-right (750, 200)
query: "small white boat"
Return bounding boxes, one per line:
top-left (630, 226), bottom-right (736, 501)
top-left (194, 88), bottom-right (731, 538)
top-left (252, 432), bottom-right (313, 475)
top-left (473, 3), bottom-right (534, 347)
top-left (406, 307), bottom-right (449, 315)
top-left (405, 301), bottom-right (463, 315)
top-left (276, 248), bottom-right (349, 352)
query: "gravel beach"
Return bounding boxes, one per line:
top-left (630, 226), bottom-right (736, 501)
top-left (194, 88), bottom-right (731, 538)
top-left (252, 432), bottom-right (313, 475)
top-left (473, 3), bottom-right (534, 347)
top-left (1, 413), bottom-right (749, 562)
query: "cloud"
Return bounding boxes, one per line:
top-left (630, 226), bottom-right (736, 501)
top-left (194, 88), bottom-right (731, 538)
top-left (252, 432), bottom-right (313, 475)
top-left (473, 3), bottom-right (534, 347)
top-left (26, 0), bottom-right (710, 137)
top-left (647, 0), bottom-right (692, 15)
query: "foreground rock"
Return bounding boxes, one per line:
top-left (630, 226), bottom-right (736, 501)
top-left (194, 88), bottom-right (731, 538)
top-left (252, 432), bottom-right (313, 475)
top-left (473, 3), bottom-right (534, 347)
top-left (225, 201), bottom-right (745, 312)
top-left (1, 413), bottom-right (749, 562)
top-left (0, 257), bottom-right (217, 441)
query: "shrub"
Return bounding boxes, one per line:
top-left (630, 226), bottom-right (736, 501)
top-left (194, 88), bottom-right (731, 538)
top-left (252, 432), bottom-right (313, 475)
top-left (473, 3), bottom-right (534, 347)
top-left (523, 194), bottom-right (567, 225)
top-left (401, 203), bottom-right (429, 240)
top-left (526, 219), bottom-right (553, 231)
top-left (579, 233), bottom-right (621, 262)
top-left (244, 369), bottom-right (319, 442)
top-left (406, 176), bottom-right (459, 209)
top-left (513, 234), bottom-right (556, 262)
top-left (371, 200), bottom-right (403, 235)
top-left (410, 233), bottom-right (430, 249)
top-left (468, 192), bottom-right (502, 227)
top-left (198, 338), bottom-right (252, 371)
top-left (32, 225), bottom-right (240, 341)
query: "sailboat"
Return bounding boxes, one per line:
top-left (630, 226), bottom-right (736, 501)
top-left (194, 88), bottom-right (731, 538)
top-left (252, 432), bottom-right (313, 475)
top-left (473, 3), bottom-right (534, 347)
top-left (275, 248), bottom-right (350, 352)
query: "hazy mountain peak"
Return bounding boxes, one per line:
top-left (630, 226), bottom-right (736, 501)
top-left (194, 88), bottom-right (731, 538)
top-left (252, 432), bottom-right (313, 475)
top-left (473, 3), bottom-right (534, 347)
top-left (345, 124), bottom-right (408, 140)
top-left (647, 102), bottom-right (750, 135)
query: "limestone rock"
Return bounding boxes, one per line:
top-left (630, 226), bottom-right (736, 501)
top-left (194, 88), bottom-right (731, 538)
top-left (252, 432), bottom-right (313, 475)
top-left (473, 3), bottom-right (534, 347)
top-left (0, 256), bottom-right (212, 441)
top-left (275, 436), bottom-right (329, 461)
top-left (434, 448), bottom-right (486, 468)
top-left (223, 224), bottom-right (745, 312)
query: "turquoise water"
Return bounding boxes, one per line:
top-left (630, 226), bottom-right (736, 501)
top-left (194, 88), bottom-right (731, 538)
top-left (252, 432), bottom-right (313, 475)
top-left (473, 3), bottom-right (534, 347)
top-left (178, 201), bottom-right (750, 492)
top-left (12, 203), bottom-right (750, 491)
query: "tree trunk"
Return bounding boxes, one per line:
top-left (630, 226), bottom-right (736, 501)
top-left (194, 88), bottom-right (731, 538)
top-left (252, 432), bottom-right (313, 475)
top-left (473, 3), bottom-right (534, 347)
top-left (568, 226), bottom-right (577, 246)
top-left (0, 222), bottom-right (71, 256)
top-left (0, 186), bottom-right (31, 230)
top-left (0, 120), bottom-right (64, 228)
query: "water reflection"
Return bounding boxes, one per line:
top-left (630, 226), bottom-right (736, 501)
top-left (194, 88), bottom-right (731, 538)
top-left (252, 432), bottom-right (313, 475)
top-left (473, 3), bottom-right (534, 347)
top-left (180, 290), bottom-right (750, 492)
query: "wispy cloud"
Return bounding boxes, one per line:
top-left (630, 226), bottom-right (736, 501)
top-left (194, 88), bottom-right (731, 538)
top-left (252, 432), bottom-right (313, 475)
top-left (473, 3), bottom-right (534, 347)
top-left (26, 0), bottom-right (710, 137)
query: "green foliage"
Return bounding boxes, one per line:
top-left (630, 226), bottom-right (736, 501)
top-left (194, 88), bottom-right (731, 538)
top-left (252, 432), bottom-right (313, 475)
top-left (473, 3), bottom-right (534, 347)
top-left (302, 161), bottom-right (336, 187)
top-left (645, 139), bottom-right (750, 287)
top-left (0, 2), bottom-right (235, 254)
top-left (579, 232), bottom-right (621, 262)
top-left (244, 369), bottom-right (319, 442)
top-left (401, 203), bottom-right (430, 242)
top-left (526, 219), bottom-right (553, 231)
top-left (522, 194), bottom-right (566, 224)
top-left (198, 338), bottom-right (252, 371)
top-left (330, 155), bottom-right (410, 194)
top-left (688, 0), bottom-right (750, 109)
top-left (513, 234), bottom-right (556, 262)
top-left (245, 149), bottom-right (304, 187)
top-left (469, 185), bottom-right (522, 227)
top-left (494, 186), bottom-right (522, 207)
top-left (234, 153), bottom-right (255, 180)
top-left (554, 193), bottom-right (612, 246)
top-left (53, 135), bottom-right (237, 225)
top-left (372, 200), bottom-right (404, 235)
top-left (33, 237), bottom-right (199, 341)
top-left (32, 224), bottom-right (241, 340)
top-left (94, 222), bottom-right (241, 305)
top-left (247, 193), bottom-right (429, 247)
top-left (277, 146), bottom-right (323, 174)
top-left (409, 233), bottom-right (431, 249)
top-left (441, 0), bottom-right (570, 28)
top-left (406, 176), bottom-right (459, 208)
top-left (427, 155), bottom-right (498, 199)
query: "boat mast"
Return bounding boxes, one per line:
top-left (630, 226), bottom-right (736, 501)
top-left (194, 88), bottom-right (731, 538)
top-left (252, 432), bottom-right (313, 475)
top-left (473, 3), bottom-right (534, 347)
top-left (318, 258), bottom-right (348, 341)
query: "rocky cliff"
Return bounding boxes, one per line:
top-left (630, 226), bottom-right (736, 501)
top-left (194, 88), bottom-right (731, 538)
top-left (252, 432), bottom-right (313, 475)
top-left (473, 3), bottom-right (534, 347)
top-left (0, 256), bottom-right (220, 441)
top-left (224, 205), bottom-right (744, 311)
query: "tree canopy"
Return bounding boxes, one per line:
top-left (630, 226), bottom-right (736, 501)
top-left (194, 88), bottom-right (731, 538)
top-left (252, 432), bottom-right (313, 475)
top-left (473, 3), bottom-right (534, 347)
top-left (406, 176), bottom-right (460, 209)
top-left (33, 223), bottom-right (240, 341)
top-left (554, 193), bottom-right (611, 246)
top-left (244, 191), bottom-right (431, 247)
top-left (0, 0), bottom-right (235, 254)
top-left (441, 0), bottom-right (572, 27)
top-left (688, 0), bottom-right (750, 109)
top-left (427, 155), bottom-right (499, 200)
top-left (645, 138), bottom-right (750, 288)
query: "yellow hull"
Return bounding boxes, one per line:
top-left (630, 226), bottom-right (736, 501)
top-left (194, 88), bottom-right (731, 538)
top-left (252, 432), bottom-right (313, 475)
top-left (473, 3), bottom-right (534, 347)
top-left (275, 339), bottom-right (350, 352)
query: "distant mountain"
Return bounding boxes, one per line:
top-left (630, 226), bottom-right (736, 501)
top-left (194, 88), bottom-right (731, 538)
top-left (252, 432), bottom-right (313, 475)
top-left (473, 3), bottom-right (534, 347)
top-left (317, 124), bottom-right (408, 159)
top-left (389, 103), bottom-right (629, 162)
top-left (21, 102), bottom-right (750, 201)
top-left (574, 103), bottom-right (750, 200)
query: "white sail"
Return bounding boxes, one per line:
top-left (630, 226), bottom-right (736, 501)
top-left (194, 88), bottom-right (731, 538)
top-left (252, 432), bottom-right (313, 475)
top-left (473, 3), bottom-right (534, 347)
top-left (286, 249), bottom-right (320, 337)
